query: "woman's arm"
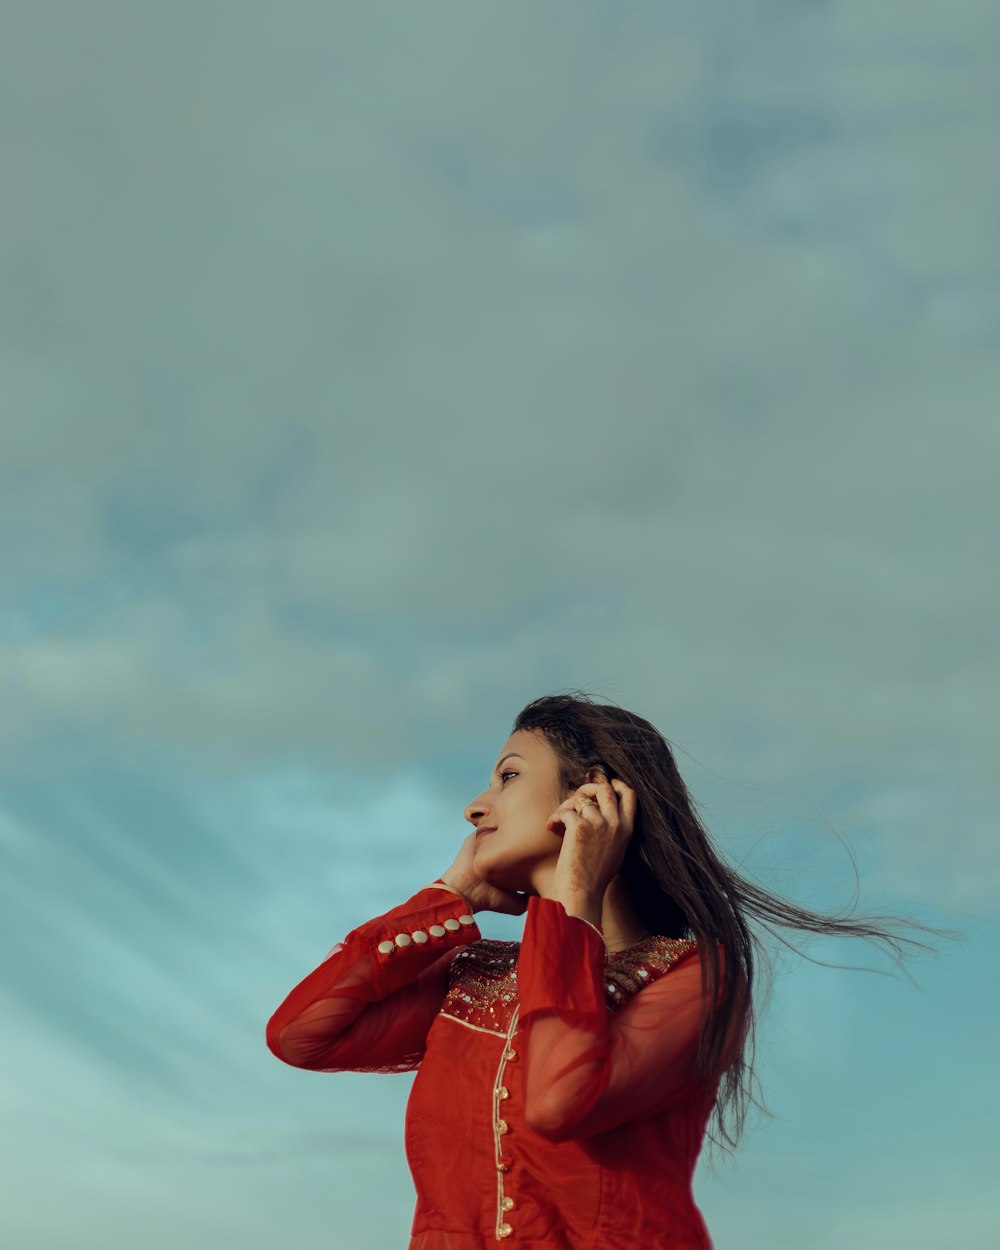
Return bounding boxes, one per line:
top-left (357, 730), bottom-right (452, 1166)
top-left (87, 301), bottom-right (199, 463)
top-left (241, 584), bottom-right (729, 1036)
top-left (266, 885), bottom-right (481, 1072)
top-left (517, 897), bottom-right (735, 1142)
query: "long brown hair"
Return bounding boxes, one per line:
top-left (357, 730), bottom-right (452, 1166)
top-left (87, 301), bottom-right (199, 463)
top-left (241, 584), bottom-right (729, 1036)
top-left (512, 690), bottom-right (961, 1167)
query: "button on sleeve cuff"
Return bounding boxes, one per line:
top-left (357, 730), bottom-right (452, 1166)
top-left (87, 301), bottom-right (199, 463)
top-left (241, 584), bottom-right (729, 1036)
top-left (364, 887), bottom-right (483, 998)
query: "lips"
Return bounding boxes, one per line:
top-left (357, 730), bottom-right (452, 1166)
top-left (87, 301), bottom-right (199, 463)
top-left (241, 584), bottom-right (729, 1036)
top-left (475, 826), bottom-right (497, 838)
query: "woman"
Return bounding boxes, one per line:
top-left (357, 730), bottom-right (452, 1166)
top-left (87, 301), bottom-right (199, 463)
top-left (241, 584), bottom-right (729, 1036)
top-left (266, 692), bottom-right (948, 1249)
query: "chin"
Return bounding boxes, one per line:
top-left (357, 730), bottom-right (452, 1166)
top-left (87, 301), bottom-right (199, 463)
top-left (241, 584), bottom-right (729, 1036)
top-left (472, 842), bottom-right (533, 893)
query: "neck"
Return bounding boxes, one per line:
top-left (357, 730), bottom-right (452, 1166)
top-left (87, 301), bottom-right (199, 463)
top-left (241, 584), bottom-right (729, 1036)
top-left (529, 865), bottom-right (652, 953)
top-left (600, 874), bottom-right (652, 953)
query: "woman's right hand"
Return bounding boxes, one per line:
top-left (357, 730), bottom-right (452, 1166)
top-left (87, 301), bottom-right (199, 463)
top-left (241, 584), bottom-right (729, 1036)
top-left (438, 832), bottom-right (529, 916)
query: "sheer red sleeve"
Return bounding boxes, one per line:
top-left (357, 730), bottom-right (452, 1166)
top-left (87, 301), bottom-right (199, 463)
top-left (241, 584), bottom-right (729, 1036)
top-left (266, 885), bottom-right (481, 1073)
top-left (517, 896), bottom-right (725, 1143)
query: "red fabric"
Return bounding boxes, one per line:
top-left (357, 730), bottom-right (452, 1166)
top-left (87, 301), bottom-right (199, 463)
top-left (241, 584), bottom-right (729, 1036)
top-left (267, 887), bottom-right (725, 1249)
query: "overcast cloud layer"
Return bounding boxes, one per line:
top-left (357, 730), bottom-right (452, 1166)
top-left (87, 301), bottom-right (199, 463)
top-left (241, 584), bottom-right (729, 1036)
top-left (2, 3), bottom-right (998, 1248)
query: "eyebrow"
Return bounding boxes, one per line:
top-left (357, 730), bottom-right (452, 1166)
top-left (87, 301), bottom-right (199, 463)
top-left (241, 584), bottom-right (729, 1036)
top-left (492, 752), bottom-right (523, 778)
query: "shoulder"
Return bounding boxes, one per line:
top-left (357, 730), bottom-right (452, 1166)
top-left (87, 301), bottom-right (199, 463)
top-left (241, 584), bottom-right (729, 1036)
top-left (600, 936), bottom-right (693, 1010)
top-left (646, 937), bottom-right (730, 969)
top-left (625, 934), bottom-right (699, 975)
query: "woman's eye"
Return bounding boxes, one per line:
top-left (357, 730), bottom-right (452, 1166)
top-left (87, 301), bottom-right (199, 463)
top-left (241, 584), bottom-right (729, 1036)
top-left (500, 771), bottom-right (518, 784)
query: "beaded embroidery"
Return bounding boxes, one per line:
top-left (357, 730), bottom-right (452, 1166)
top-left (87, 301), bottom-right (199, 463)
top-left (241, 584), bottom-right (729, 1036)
top-left (441, 935), bottom-right (698, 1034)
top-left (442, 942), bottom-right (520, 1035)
top-left (603, 936), bottom-right (698, 1012)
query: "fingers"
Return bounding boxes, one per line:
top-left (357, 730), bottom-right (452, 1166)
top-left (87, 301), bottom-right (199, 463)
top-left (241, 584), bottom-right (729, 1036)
top-left (611, 779), bottom-right (637, 831)
top-left (547, 793), bottom-right (598, 833)
top-left (570, 778), bottom-right (636, 835)
top-left (546, 777), bottom-right (636, 836)
top-left (574, 779), bottom-right (620, 821)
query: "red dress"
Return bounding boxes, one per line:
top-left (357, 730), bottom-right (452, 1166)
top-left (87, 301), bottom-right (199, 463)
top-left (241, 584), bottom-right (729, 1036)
top-left (267, 884), bottom-right (724, 1249)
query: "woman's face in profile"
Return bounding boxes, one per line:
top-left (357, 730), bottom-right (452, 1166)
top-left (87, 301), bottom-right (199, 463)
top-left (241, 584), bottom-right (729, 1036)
top-left (463, 728), bottom-right (570, 893)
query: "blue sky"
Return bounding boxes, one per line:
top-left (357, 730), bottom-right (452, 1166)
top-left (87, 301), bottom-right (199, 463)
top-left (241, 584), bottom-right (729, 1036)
top-left (2, 2), bottom-right (997, 1247)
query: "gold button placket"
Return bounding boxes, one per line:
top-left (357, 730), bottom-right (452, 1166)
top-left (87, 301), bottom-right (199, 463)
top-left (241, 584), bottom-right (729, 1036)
top-left (492, 1005), bottom-right (519, 1240)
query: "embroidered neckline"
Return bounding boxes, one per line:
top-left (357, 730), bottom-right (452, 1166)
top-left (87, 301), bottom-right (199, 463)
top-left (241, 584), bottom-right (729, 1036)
top-left (440, 934), bottom-right (698, 1033)
top-left (603, 935), bottom-right (697, 1009)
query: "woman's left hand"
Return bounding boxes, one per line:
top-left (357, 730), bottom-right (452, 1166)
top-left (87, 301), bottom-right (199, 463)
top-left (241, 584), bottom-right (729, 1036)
top-left (545, 774), bottom-right (637, 917)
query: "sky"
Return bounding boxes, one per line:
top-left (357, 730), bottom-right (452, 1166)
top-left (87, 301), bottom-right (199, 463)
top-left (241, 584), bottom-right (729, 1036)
top-left (1, 1), bottom-right (998, 1247)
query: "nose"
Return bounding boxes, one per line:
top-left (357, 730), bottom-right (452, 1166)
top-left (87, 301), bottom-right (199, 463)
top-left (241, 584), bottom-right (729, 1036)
top-left (464, 790), bottom-right (491, 827)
